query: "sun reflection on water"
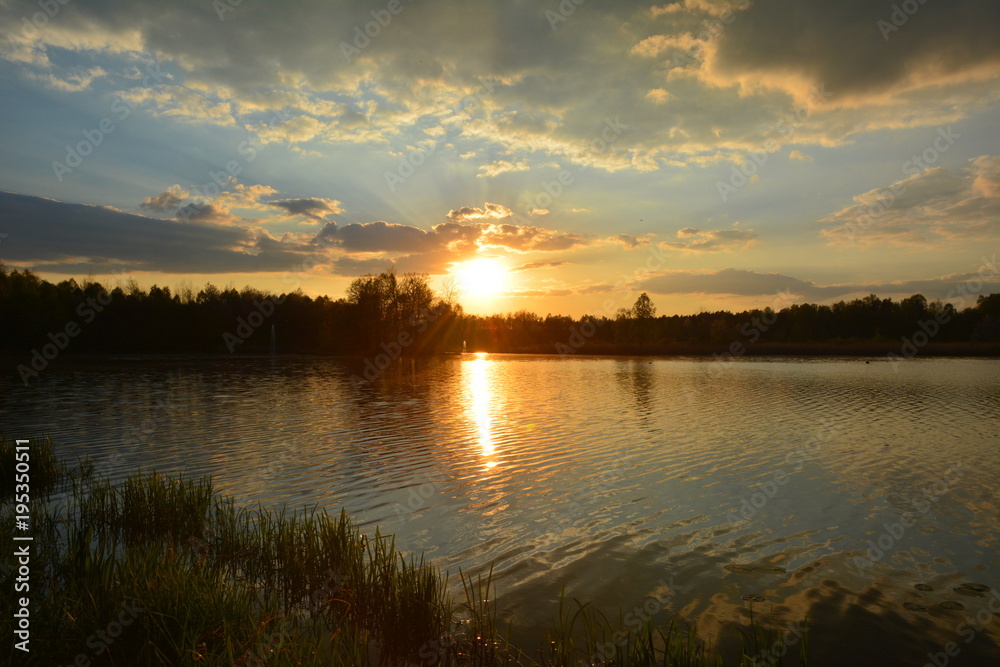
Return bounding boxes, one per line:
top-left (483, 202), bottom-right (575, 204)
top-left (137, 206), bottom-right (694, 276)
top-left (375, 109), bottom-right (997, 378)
top-left (467, 352), bottom-right (497, 468)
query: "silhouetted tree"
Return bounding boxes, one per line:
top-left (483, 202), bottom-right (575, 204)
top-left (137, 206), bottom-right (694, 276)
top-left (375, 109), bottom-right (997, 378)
top-left (1, 266), bottom-right (998, 362)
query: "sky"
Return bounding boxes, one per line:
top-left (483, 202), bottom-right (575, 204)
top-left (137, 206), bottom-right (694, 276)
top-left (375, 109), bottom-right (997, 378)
top-left (1, 0), bottom-right (999, 317)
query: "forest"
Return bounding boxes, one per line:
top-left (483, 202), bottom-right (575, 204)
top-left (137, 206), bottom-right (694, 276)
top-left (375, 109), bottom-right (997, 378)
top-left (2, 264), bottom-right (999, 370)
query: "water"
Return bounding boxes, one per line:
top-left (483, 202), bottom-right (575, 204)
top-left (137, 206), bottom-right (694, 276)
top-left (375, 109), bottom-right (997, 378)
top-left (3, 354), bottom-right (1000, 664)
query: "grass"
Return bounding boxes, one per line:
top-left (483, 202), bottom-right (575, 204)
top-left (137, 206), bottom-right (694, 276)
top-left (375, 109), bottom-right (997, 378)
top-left (0, 440), bottom-right (808, 665)
top-left (0, 434), bottom-right (77, 497)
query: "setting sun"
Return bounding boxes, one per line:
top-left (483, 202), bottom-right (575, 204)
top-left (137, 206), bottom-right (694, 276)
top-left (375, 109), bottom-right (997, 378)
top-left (453, 258), bottom-right (507, 300)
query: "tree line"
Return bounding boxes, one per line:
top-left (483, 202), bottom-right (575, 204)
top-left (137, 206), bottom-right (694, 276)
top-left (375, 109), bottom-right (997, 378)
top-left (1, 265), bottom-right (999, 366)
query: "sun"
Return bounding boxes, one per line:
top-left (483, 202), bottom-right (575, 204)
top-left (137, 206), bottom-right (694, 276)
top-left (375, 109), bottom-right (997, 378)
top-left (454, 258), bottom-right (507, 299)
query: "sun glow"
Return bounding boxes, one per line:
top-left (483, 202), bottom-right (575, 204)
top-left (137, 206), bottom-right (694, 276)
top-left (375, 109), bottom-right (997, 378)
top-left (453, 258), bottom-right (507, 299)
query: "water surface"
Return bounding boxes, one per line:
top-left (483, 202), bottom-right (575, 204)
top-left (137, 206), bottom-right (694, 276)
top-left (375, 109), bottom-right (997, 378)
top-left (3, 354), bottom-right (999, 664)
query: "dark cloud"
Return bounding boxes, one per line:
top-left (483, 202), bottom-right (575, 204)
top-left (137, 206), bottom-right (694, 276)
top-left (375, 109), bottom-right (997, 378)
top-left (0, 191), bottom-right (312, 274)
top-left (578, 283), bottom-right (616, 294)
top-left (639, 269), bottom-right (828, 298)
top-left (270, 197), bottom-right (342, 220)
top-left (313, 213), bottom-right (590, 256)
top-left (661, 227), bottom-right (756, 253)
top-left (511, 261), bottom-right (572, 272)
top-left (330, 255), bottom-right (394, 276)
top-left (313, 221), bottom-right (439, 253)
top-left (176, 202), bottom-right (238, 225)
top-left (140, 185), bottom-right (187, 214)
top-left (638, 268), bottom-right (1000, 302)
top-left (709, 0), bottom-right (1000, 103)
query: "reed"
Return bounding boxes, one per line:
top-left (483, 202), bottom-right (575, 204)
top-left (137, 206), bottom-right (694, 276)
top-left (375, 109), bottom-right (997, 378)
top-left (0, 449), bottom-right (808, 665)
top-left (0, 434), bottom-right (72, 497)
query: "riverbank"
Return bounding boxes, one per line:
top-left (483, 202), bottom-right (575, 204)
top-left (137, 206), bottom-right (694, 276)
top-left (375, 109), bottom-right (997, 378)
top-left (490, 341), bottom-right (1000, 357)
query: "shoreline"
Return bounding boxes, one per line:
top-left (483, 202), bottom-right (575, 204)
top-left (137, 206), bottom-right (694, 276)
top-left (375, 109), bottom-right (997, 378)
top-left (3, 341), bottom-right (1000, 366)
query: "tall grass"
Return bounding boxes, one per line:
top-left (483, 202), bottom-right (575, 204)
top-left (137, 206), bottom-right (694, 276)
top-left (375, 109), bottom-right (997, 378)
top-left (0, 434), bottom-right (73, 497)
top-left (0, 452), bottom-right (808, 665)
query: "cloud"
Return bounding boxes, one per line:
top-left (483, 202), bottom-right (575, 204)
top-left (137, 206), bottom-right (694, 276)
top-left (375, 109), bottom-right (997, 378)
top-left (253, 115), bottom-right (327, 146)
top-left (119, 85), bottom-right (235, 126)
top-left (789, 150), bottom-right (812, 162)
top-left (651, 0), bottom-right (745, 19)
top-left (511, 261), bottom-right (572, 272)
top-left (313, 220), bottom-right (440, 253)
top-left (639, 269), bottom-right (834, 299)
top-left (0, 191), bottom-right (314, 274)
top-left (821, 155), bottom-right (1000, 246)
top-left (140, 183), bottom-right (342, 228)
top-left (476, 160), bottom-right (530, 178)
top-left (215, 184), bottom-right (281, 210)
top-left (2, 0), bottom-right (996, 176)
top-left (176, 202), bottom-right (240, 226)
top-left (141, 185), bottom-right (189, 214)
top-left (309, 202), bottom-right (592, 272)
top-left (331, 255), bottom-right (395, 276)
top-left (615, 234), bottom-right (653, 248)
top-left (503, 287), bottom-right (575, 298)
top-left (660, 227), bottom-right (756, 252)
top-left (697, 0), bottom-right (1000, 107)
top-left (269, 197), bottom-right (343, 221)
top-left (2, 192), bottom-right (593, 279)
top-left (478, 224), bottom-right (587, 252)
top-left (637, 268), bottom-right (1000, 302)
top-left (447, 202), bottom-right (513, 223)
top-left (645, 88), bottom-right (671, 105)
top-left (528, 208), bottom-right (549, 216)
top-left (28, 66), bottom-right (106, 92)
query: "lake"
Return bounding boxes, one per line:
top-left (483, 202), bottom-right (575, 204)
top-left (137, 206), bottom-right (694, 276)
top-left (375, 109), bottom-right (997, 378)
top-left (3, 354), bottom-right (1000, 665)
